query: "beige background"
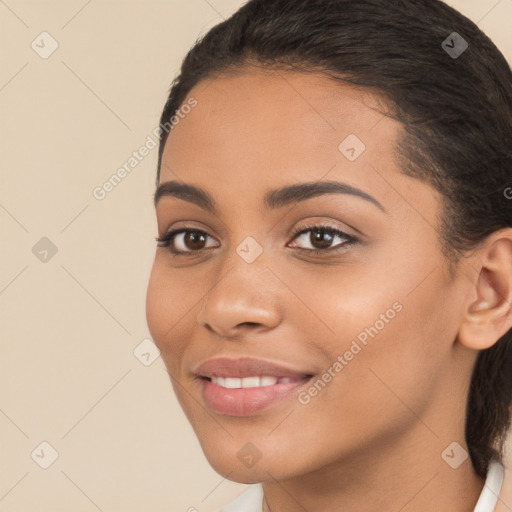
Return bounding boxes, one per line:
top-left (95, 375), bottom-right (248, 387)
top-left (0, 1), bottom-right (511, 511)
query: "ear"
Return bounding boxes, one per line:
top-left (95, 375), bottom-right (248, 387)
top-left (458, 228), bottom-right (512, 350)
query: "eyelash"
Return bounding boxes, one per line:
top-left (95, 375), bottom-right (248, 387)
top-left (154, 223), bottom-right (358, 258)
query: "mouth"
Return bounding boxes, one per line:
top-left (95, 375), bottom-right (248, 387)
top-left (207, 375), bottom-right (306, 388)
top-left (194, 357), bottom-right (314, 416)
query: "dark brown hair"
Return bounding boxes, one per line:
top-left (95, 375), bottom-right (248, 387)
top-left (156, 0), bottom-right (512, 477)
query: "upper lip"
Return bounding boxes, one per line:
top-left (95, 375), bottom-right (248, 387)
top-left (195, 357), bottom-right (313, 379)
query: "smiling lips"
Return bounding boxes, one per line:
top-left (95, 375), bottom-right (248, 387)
top-left (195, 357), bottom-right (313, 416)
top-left (210, 375), bottom-right (300, 388)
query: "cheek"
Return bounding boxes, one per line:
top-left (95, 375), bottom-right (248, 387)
top-left (288, 255), bottom-right (454, 410)
top-left (145, 259), bottom-right (195, 360)
top-left (282, 260), bottom-right (408, 355)
top-left (146, 262), bottom-right (170, 343)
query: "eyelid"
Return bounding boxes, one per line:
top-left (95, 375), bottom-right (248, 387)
top-left (288, 220), bottom-right (356, 240)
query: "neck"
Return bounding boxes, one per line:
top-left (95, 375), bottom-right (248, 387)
top-left (262, 422), bottom-right (486, 512)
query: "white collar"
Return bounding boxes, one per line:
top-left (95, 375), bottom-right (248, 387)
top-left (220, 460), bottom-right (505, 512)
top-left (474, 460), bottom-right (504, 512)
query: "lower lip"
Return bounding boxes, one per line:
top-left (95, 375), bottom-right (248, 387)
top-left (200, 377), bottom-right (312, 416)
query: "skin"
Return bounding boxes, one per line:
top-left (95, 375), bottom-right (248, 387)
top-left (146, 68), bottom-right (512, 512)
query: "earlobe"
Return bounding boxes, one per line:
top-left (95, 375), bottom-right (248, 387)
top-left (458, 230), bottom-right (512, 351)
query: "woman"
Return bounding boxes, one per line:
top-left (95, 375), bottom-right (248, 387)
top-left (146, 0), bottom-right (512, 510)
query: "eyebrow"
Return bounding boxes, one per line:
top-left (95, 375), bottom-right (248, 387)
top-left (154, 179), bottom-right (386, 213)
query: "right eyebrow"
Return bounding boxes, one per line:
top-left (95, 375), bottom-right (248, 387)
top-left (154, 181), bottom-right (216, 212)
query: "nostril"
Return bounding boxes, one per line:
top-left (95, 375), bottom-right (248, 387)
top-left (240, 322), bottom-right (259, 328)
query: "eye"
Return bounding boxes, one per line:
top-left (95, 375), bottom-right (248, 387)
top-left (155, 228), bottom-right (219, 256)
top-left (287, 223), bottom-right (357, 254)
top-left (155, 223), bottom-right (358, 257)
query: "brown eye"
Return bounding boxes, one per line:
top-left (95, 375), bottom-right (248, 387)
top-left (182, 231), bottom-right (208, 250)
top-left (309, 229), bottom-right (335, 249)
top-left (288, 225), bottom-right (357, 253)
top-left (155, 229), bottom-right (219, 255)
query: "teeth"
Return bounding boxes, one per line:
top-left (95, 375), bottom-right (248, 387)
top-left (260, 376), bottom-right (278, 386)
top-left (277, 377), bottom-right (296, 383)
top-left (224, 377), bottom-right (241, 389)
top-left (213, 376), bottom-right (225, 387)
top-left (240, 376), bottom-right (260, 388)
top-left (210, 375), bottom-right (283, 388)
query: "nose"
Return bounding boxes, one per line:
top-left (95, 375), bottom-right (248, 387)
top-left (196, 252), bottom-right (283, 338)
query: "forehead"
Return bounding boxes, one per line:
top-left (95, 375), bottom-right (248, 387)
top-left (163, 68), bottom-right (394, 160)
top-left (163, 68), bottom-right (393, 156)
top-left (158, 68), bottom-right (428, 216)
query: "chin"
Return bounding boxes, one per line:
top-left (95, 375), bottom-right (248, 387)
top-left (217, 468), bottom-right (267, 485)
top-left (200, 440), bottom-right (306, 484)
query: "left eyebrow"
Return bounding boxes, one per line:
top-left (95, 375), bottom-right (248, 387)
top-left (154, 179), bottom-right (386, 213)
top-left (264, 180), bottom-right (386, 213)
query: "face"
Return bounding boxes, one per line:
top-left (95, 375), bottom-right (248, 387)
top-left (146, 69), bottom-right (472, 482)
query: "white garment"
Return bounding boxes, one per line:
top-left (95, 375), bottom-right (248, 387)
top-left (218, 460), bottom-right (504, 512)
